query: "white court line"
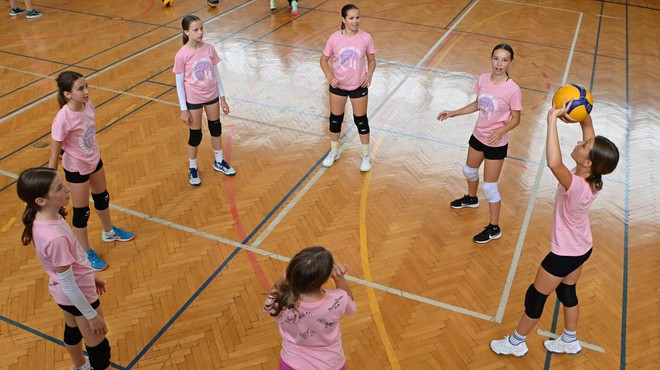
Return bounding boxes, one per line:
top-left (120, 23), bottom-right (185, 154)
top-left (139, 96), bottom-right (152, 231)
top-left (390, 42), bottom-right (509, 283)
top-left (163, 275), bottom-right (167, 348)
top-left (0, 0), bottom-right (255, 125)
top-left (495, 6), bottom-right (584, 322)
top-left (537, 329), bottom-right (605, 353)
top-left (0, 169), bottom-right (19, 179)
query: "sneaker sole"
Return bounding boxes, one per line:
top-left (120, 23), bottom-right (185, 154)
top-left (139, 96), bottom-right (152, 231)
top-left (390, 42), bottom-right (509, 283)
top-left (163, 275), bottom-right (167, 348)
top-left (213, 166), bottom-right (236, 176)
top-left (474, 232), bottom-right (502, 244)
top-left (451, 203), bottom-right (479, 209)
top-left (90, 264), bottom-right (109, 272)
top-left (103, 236), bottom-right (136, 243)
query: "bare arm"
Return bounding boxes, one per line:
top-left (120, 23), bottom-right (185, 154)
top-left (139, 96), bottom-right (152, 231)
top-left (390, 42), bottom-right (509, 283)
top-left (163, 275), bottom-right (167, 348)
top-left (48, 140), bottom-right (63, 169)
top-left (320, 54), bottom-right (339, 88)
top-left (579, 114), bottom-right (595, 142)
top-left (487, 110), bottom-right (521, 145)
top-left (437, 98), bottom-right (479, 121)
top-left (360, 53), bottom-right (376, 88)
top-left (546, 102), bottom-right (572, 189)
top-left (331, 264), bottom-right (353, 300)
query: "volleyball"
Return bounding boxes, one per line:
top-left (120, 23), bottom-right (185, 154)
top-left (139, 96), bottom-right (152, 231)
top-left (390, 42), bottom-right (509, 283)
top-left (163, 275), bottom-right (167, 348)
top-left (208, 0), bottom-right (220, 7)
top-left (162, 0), bottom-right (173, 6)
top-left (552, 83), bottom-right (593, 122)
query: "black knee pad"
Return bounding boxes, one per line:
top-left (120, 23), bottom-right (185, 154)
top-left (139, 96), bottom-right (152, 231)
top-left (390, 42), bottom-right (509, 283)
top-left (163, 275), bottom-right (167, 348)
top-left (63, 324), bottom-right (82, 346)
top-left (92, 190), bottom-right (109, 211)
top-left (354, 114), bottom-right (370, 134)
top-left (208, 119), bottom-right (222, 137)
top-left (524, 284), bottom-right (548, 319)
top-left (72, 206), bottom-right (90, 228)
top-left (86, 338), bottom-right (111, 370)
top-left (188, 129), bottom-right (202, 147)
top-left (329, 113), bottom-right (344, 133)
top-left (556, 283), bottom-right (578, 307)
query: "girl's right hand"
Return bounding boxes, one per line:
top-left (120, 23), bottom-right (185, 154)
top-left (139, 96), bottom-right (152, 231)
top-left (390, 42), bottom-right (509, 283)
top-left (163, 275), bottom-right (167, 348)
top-left (437, 110), bottom-right (454, 121)
top-left (331, 263), bottom-right (349, 280)
top-left (548, 99), bottom-right (573, 121)
top-left (88, 315), bottom-right (107, 335)
top-left (328, 75), bottom-right (339, 88)
top-left (180, 110), bottom-right (192, 126)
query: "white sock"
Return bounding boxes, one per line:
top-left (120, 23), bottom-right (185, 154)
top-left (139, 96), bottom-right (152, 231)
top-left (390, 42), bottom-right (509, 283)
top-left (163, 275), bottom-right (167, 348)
top-left (189, 158), bottom-right (198, 169)
top-left (214, 150), bottom-right (223, 163)
top-left (561, 329), bottom-right (577, 343)
top-left (330, 141), bottom-right (339, 153)
top-left (509, 330), bottom-right (526, 345)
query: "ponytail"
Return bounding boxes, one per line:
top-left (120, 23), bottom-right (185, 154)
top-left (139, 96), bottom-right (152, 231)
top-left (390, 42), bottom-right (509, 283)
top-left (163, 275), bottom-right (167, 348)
top-left (587, 136), bottom-right (620, 193)
top-left (265, 280), bottom-right (300, 318)
top-left (56, 71), bottom-right (84, 108)
top-left (17, 168), bottom-right (60, 246)
top-left (21, 206), bottom-right (38, 246)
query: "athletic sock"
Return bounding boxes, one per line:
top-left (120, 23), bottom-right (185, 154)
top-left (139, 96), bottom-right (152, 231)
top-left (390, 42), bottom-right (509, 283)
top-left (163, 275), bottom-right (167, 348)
top-left (362, 144), bottom-right (370, 156)
top-left (330, 141), bottom-right (339, 153)
top-left (509, 330), bottom-right (526, 345)
top-left (214, 150), bottom-right (223, 163)
top-left (561, 329), bottom-right (577, 343)
top-left (189, 158), bottom-right (198, 169)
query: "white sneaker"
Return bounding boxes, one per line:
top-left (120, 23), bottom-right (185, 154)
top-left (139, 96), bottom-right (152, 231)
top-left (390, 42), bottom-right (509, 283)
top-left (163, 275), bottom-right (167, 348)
top-left (269, 0), bottom-right (276, 10)
top-left (360, 155), bottom-right (372, 172)
top-left (544, 337), bottom-right (582, 354)
top-left (71, 356), bottom-right (91, 370)
top-left (322, 151), bottom-right (340, 168)
top-left (490, 336), bottom-right (528, 357)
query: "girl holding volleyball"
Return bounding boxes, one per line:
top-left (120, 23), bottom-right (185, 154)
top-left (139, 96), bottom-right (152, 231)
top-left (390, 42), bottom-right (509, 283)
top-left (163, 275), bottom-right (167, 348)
top-left (437, 43), bottom-right (522, 244)
top-left (264, 246), bottom-right (355, 370)
top-left (48, 71), bottom-right (135, 272)
top-left (174, 15), bottom-right (235, 186)
top-left (490, 101), bottom-right (619, 356)
top-left (17, 168), bottom-right (112, 370)
top-left (320, 3), bottom-right (376, 172)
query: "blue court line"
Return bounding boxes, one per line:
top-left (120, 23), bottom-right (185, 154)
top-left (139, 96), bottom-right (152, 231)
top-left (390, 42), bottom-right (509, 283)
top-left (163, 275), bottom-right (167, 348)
top-left (620, 3), bottom-right (631, 368)
top-left (0, 315), bottom-right (125, 369)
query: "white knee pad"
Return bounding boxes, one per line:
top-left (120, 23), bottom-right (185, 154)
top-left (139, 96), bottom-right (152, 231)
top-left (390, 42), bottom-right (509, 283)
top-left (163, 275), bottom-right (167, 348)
top-left (482, 182), bottom-right (501, 203)
top-left (463, 165), bottom-right (479, 181)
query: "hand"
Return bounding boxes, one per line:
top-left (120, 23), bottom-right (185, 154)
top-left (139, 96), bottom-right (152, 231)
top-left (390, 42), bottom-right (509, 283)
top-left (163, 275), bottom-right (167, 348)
top-left (221, 99), bottom-right (230, 115)
top-left (437, 110), bottom-right (454, 121)
top-left (331, 263), bottom-right (349, 281)
top-left (487, 128), bottom-right (505, 145)
top-left (360, 74), bottom-right (372, 88)
top-left (328, 75), bottom-right (340, 89)
top-left (548, 99), bottom-right (573, 122)
top-left (180, 110), bottom-right (192, 126)
top-left (88, 315), bottom-right (107, 335)
top-left (94, 276), bottom-right (107, 296)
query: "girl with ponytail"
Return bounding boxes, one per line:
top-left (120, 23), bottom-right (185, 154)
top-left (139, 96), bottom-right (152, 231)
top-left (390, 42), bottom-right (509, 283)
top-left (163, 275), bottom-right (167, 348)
top-left (17, 168), bottom-right (112, 370)
top-left (264, 246), bottom-right (355, 370)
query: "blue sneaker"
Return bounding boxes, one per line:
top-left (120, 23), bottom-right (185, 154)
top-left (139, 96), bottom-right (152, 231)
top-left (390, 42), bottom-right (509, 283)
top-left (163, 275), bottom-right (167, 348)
top-left (213, 160), bottom-right (236, 176)
top-left (189, 167), bottom-right (201, 186)
top-left (102, 226), bottom-right (135, 242)
top-left (86, 249), bottom-right (108, 271)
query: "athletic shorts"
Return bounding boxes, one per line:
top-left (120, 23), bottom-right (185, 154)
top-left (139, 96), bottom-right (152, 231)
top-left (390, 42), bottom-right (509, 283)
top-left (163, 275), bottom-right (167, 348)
top-left (58, 299), bottom-right (101, 316)
top-left (329, 85), bottom-right (368, 99)
top-left (541, 248), bottom-right (592, 278)
top-left (186, 96), bottom-right (219, 110)
top-left (64, 159), bottom-right (103, 184)
top-left (469, 135), bottom-right (508, 160)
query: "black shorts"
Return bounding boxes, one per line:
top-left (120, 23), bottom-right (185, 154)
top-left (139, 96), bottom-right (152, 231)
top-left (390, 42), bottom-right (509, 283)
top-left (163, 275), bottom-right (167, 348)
top-left (186, 96), bottom-right (219, 110)
top-left (329, 85), bottom-right (368, 99)
top-left (469, 135), bottom-right (508, 160)
top-left (541, 248), bottom-right (592, 278)
top-left (58, 299), bottom-right (101, 316)
top-left (64, 159), bottom-right (103, 184)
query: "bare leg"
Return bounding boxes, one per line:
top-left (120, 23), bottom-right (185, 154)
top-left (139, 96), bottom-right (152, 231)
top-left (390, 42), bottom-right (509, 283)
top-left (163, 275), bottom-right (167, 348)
top-left (465, 147), bottom-right (484, 197)
top-left (89, 168), bottom-right (113, 233)
top-left (63, 312), bottom-right (86, 368)
top-left (515, 266), bottom-right (565, 336)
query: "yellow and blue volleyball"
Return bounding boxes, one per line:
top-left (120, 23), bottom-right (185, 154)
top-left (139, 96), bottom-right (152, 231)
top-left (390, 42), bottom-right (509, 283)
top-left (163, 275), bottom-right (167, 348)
top-left (208, 0), bottom-right (220, 7)
top-left (162, 0), bottom-right (174, 6)
top-left (552, 83), bottom-right (594, 122)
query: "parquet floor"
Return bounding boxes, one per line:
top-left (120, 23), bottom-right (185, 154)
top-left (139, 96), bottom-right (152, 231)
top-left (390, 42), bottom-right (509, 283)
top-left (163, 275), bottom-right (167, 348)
top-left (0, 0), bottom-right (658, 369)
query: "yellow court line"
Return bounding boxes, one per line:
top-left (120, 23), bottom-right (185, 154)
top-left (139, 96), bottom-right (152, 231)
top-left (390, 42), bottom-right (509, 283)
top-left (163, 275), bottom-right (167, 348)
top-left (2, 217), bottom-right (16, 233)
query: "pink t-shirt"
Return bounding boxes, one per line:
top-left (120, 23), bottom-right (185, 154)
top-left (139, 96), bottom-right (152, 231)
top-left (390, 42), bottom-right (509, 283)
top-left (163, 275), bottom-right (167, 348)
top-left (172, 42), bottom-right (221, 104)
top-left (472, 73), bottom-right (522, 147)
top-left (551, 169), bottom-right (596, 256)
top-left (51, 102), bottom-right (101, 175)
top-left (265, 289), bottom-right (356, 370)
top-left (323, 30), bottom-right (375, 91)
top-left (32, 218), bottom-right (97, 305)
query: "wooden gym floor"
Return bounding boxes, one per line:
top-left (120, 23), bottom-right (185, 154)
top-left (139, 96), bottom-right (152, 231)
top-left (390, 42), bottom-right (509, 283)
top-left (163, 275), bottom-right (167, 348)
top-left (0, 0), bottom-right (658, 369)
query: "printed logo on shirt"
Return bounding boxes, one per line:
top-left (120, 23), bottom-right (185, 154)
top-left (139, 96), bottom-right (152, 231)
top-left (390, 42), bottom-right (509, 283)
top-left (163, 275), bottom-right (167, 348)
top-left (192, 57), bottom-right (213, 84)
top-left (79, 124), bottom-right (96, 154)
top-left (478, 93), bottom-right (498, 121)
top-left (338, 46), bottom-right (360, 71)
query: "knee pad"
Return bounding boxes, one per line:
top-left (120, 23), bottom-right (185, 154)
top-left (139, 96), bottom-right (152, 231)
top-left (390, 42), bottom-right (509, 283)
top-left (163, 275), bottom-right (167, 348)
top-left (482, 182), bottom-right (501, 203)
top-left (188, 129), bottom-right (202, 147)
top-left (556, 283), bottom-right (578, 307)
top-left (462, 164), bottom-right (479, 181)
top-left (354, 114), bottom-right (370, 134)
top-left (63, 324), bottom-right (82, 346)
top-left (86, 338), bottom-right (111, 370)
top-left (208, 119), bottom-right (222, 137)
top-left (92, 190), bottom-right (109, 211)
top-left (524, 284), bottom-right (549, 319)
top-left (329, 113), bottom-right (344, 133)
top-left (72, 207), bottom-right (90, 228)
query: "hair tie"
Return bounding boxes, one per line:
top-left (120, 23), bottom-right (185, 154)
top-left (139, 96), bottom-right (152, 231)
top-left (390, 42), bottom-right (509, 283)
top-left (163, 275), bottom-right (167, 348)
top-left (592, 174), bottom-right (602, 181)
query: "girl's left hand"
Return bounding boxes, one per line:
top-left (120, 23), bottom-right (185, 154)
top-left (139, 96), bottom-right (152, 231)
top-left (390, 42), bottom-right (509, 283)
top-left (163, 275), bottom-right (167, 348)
top-left (488, 128), bottom-right (505, 145)
top-left (94, 276), bottom-right (107, 295)
top-left (221, 100), bottom-right (230, 115)
top-left (548, 98), bottom-right (573, 121)
top-left (331, 263), bottom-right (349, 280)
top-left (360, 75), bottom-right (372, 88)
